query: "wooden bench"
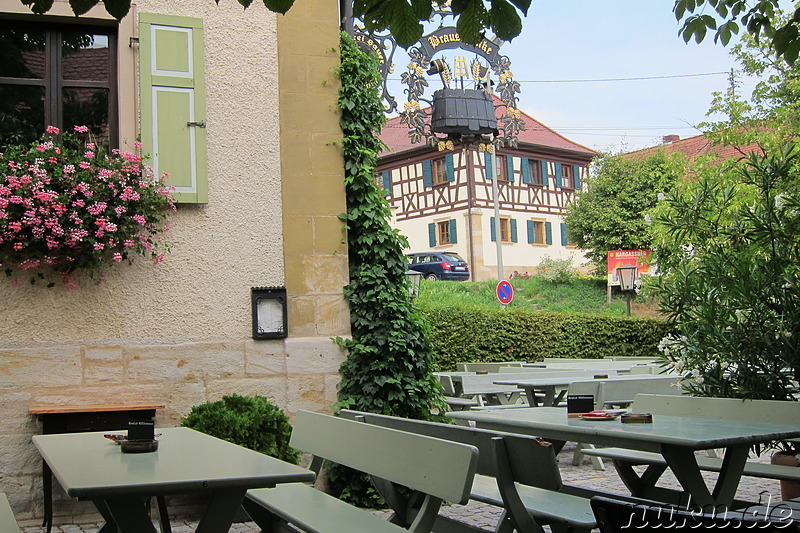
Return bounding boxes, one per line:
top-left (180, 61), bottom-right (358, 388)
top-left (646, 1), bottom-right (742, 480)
top-left (242, 410), bottom-right (478, 533)
top-left (455, 362), bottom-right (523, 372)
top-left (0, 494), bottom-right (20, 533)
top-left (581, 394), bottom-right (800, 487)
top-left (340, 409), bottom-right (607, 533)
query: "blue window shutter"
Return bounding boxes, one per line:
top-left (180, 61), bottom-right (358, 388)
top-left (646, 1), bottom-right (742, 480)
top-left (510, 218), bottom-right (518, 243)
top-left (423, 160), bottom-right (433, 187)
top-left (428, 223), bottom-right (437, 247)
top-left (446, 154), bottom-right (455, 182)
top-left (506, 155), bottom-right (515, 182)
top-left (541, 160), bottom-right (549, 187)
top-left (484, 152), bottom-right (493, 180)
top-left (382, 170), bottom-right (391, 196)
top-left (449, 219), bottom-right (457, 243)
top-left (545, 222), bottom-right (553, 245)
top-left (561, 223), bottom-right (569, 245)
top-left (555, 163), bottom-right (563, 188)
top-left (526, 220), bottom-right (534, 243)
top-left (490, 217), bottom-right (496, 242)
top-left (521, 158), bottom-right (530, 184)
top-left (573, 165), bottom-right (582, 190)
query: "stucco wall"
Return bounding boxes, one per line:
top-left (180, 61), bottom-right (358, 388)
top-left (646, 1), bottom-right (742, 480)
top-left (0, 0), bottom-right (348, 525)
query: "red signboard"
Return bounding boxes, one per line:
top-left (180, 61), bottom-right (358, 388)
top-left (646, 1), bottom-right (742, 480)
top-left (607, 250), bottom-right (652, 286)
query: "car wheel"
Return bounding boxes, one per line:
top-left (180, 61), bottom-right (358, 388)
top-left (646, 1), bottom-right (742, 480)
top-left (425, 273), bottom-right (439, 281)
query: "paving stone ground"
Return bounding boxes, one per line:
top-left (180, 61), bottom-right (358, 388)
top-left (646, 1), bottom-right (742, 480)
top-left (20, 442), bottom-right (787, 533)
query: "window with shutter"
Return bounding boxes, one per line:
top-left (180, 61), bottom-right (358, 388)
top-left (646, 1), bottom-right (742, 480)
top-left (139, 13), bottom-right (207, 203)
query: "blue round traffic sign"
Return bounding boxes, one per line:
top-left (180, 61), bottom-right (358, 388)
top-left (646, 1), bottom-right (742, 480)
top-left (496, 280), bottom-right (514, 305)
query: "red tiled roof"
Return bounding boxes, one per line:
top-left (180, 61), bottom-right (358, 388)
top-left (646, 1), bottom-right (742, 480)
top-left (379, 95), bottom-right (596, 157)
top-left (624, 132), bottom-right (763, 162)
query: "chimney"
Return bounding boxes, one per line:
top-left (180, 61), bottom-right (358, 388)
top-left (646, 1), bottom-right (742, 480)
top-left (662, 135), bottom-right (680, 144)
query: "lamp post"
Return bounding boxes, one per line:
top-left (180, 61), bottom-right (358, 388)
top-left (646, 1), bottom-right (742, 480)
top-left (616, 265), bottom-right (637, 317)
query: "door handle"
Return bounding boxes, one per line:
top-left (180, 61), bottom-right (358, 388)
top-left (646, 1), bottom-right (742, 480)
top-left (187, 121), bottom-right (206, 128)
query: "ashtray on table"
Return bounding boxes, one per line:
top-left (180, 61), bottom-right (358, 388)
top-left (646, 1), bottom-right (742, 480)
top-left (120, 439), bottom-right (159, 453)
top-left (580, 410), bottom-right (619, 421)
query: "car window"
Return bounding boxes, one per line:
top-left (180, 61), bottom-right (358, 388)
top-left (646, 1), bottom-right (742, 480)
top-left (441, 253), bottom-right (465, 262)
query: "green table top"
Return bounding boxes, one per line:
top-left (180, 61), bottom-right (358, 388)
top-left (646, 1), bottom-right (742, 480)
top-left (33, 427), bottom-right (315, 498)
top-left (447, 407), bottom-right (800, 453)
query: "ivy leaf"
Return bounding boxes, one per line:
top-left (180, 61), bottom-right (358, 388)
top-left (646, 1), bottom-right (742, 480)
top-left (262, 0), bottom-right (295, 14)
top-left (101, 0), bottom-right (130, 20)
top-left (456, 0), bottom-right (489, 45)
top-left (69, 0), bottom-right (99, 16)
top-left (489, 0), bottom-right (522, 41)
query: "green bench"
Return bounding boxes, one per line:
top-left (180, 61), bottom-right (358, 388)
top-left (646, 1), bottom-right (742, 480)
top-left (0, 494), bottom-right (20, 533)
top-left (242, 410), bottom-right (478, 533)
top-left (580, 394), bottom-right (800, 491)
top-left (340, 409), bottom-right (606, 533)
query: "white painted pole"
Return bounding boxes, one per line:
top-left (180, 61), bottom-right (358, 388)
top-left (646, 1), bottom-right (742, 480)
top-left (491, 141), bottom-right (503, 281)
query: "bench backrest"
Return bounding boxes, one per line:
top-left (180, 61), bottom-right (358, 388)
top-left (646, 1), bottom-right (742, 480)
top-left (0, 494), bottom-right (19, 533)
top-left (290, 411), bottom-right (478, 505)
top-left (569, 376), bottom-right (681, 409)
top-left (632, 394), bottom-right (800, 425)
top-left (498, 368), bottom-right (622, 377)
top-left (339, 410), bottom-right (563, 491)
top-left (459, 373), bottom-right (524, 395)
top-left (456, 362), bottom-right (523, 372)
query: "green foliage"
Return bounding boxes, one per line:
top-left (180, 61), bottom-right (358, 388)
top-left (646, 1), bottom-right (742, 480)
top-left (22, 0), bottom-right (530, 50)
top-left (534, 255), bottom-right (578, 284)
top-left (424, 307), bottom-right (672, 371)
top-left (332, 32), bottom-right (447, 507)
top-left (416, 277), bottom-right (629, 315)
top-left (674, 0), bottom-right (800, 64)
top-left (650, 146), bottom-right (800, 400)
top-left (564, 151), bottom-right (684, 274)
top-left (181, 394), bottom-right (300, 464)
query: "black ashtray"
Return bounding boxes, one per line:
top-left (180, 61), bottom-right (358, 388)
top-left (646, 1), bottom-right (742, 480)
top-left (120, 439), bottom-right (159, 453)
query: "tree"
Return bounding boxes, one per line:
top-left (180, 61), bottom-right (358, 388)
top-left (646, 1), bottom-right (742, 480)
top-left (17, 0), bottom-right (531, 48)
top-left (563, 152), bottom-right (684, 274)
top-left (675, 0), bottom-right (800, 64)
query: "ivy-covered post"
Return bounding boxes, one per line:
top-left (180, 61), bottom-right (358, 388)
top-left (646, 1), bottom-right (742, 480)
top-left (335, 31), bottom-right (447, 421)
top-left (329, 31), bottom-right (448, 506)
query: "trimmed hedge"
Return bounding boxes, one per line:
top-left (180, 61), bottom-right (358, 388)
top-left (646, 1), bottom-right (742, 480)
top-left (424, 307), bottom-right (674, 371)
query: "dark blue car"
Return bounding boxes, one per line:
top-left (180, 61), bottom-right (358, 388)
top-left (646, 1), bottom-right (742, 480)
top-left (407, 252), bottom-right (470, 281)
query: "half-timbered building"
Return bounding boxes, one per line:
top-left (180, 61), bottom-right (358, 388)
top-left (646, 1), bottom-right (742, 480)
top-left (379, 104), bottom-right (597, 281)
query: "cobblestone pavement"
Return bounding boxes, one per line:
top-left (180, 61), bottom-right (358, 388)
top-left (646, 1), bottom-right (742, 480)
top-left (20, 442), bottom-right (786, 533)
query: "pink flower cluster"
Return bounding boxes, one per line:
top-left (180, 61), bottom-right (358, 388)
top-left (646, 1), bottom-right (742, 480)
top-left (0, 125), bottom-right (175, 287)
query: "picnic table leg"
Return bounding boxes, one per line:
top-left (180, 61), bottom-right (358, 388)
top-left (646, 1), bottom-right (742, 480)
top-left (611, 460), bottom-right (668, 498)
top-left (195, 489), bottom-right (247, 533)
top-left (661, 444), bottom-right (748, 509)
top-left (98, 497), bottom-right (158, 533)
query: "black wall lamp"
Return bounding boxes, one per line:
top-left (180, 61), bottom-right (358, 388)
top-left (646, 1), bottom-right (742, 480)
top-left (251, 287), bottom-right (288, 339)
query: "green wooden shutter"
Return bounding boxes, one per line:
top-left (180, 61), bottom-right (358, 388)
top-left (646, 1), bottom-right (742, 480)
top-left (527, 220), bottom-right (534, 243)
top-left (446, 154), bottom-right (455, 182)
top-left (521, 158), bottom-right (530, 184)
top-left (428, 223), bottom-right (437, 247)
top-left (382, 170), bottom-right (391, 196)
top-left (510, 218), bottom-right (518, 242)
top-left (555, 162), bottom-right (563, 188)
top-left (573, 165), bottom-right (582, 190)
top-left (423, 160), bottom-right (433, 187)
top-left (449, 219), bottom-right (457, 243)
top-left (139, 13), bottom-right (207, 203)
top-left (545, 222), bottom-right (553, 245)
top-left (484, 152), bottom-right (493, 180)
top-left (561, 223), bottom-right (569, 245)
top-left (506, 155), bottom-right (514, 182)
top-left (541, 160), bottom-right (549, 187)
top-left (490, 217), bottom-right (496, 241)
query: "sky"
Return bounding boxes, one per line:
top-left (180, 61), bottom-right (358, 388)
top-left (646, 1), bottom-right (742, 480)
top-left (382, 1), bottom-right (761, 154)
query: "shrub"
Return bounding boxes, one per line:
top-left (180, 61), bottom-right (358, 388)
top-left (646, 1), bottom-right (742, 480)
top-left (535, 255), bottom-right (577, 284)
top-left (181, 394), bottom-right (300, 464)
